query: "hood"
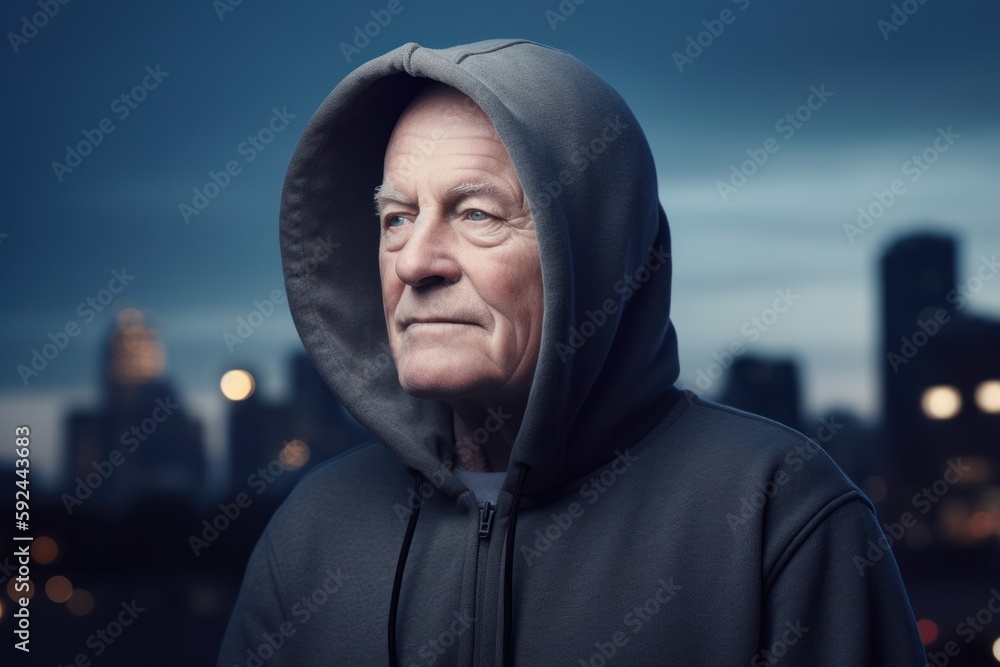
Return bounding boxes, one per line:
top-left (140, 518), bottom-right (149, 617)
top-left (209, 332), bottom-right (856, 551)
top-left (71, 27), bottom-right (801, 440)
top-left (280, 38), bottom-right (680, 500)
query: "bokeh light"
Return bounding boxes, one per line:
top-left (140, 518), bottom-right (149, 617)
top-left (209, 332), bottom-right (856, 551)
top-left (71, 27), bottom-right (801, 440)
top-left (279, 440), bottom-right (311, 471)
top-left (959, 458), bottom-right (993, 485)
top-left (6, 578), bottom-right (33, 601)
top-left (66, 589), bottom-right (95, 616)
top-left (968, 511), bottom-right (996, 539)
top-left (109, 308), bottom-right (166, 383)
top-left (32, 536), bottom-right (58, 565)
top-left (220, 369), bottom-right (255, 401)
top-left (917, 619), bottom-right (939, 645)
top-left (45, 576), bottom-right (73, 603)
top-left (976, 380), bottom-right (1000, 414)
top-left (922, 385), bottom-right (962, 420)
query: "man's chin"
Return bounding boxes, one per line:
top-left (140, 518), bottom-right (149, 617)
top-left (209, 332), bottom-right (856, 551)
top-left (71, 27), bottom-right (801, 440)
top-left (399, 381), bottom-right (481, 402)
top-left (396, 370), bottom-right (494, 402)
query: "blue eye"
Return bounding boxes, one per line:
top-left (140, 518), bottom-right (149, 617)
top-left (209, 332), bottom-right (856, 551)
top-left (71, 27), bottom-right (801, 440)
top-left (468, 210), bottom-right (487, 221)
top-left (386, 215), bottom-right (406, 227)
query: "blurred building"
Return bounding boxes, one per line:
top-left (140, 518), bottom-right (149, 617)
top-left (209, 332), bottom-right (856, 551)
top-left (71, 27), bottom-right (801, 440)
top-left (224, 352), bottom-right (372, 500)
top-left (879, 232), bottom-right (1000, 552)
top-left (719, 356), bottom-right (803, 431)
top-left (64, 308), bottom-right (207, 513)
top-left (718, 356), bottom-right (879, 486)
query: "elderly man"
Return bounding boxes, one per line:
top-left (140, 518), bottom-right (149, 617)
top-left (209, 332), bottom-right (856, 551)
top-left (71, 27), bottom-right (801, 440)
top-left (219, 39), bottom-right (924, 666)
top-left (376, 80), bottom-right (543, 475)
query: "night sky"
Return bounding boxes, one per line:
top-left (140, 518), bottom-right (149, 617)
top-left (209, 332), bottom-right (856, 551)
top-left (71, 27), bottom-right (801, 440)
top-left (3, 0), bottom-right (999, 485)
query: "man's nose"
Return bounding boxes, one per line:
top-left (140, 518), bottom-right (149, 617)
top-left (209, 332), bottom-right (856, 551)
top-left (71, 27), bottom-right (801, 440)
top-left (393, 214), bottom-right (461, 288)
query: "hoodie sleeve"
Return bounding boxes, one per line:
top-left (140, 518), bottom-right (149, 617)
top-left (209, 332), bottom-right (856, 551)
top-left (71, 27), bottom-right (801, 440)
top-left (757, 495), bottom-right (927, 667)
top-left (217, 526), bottom-right (293, 667)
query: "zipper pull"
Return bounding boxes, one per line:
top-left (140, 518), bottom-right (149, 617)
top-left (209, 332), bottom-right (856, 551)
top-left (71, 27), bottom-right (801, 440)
top-left (478, 501), bottom-right (495, 539)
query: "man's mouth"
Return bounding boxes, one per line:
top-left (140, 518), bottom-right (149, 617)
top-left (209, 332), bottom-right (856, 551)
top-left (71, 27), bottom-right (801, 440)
top-left (405, 320), bottom-right (473, 328)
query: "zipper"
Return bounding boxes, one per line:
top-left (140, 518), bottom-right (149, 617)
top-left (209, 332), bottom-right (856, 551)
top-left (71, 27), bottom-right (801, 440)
top-left (472, 501), bottom-right (495, 665)
top-left (478, 501), bottom-right (495, 538)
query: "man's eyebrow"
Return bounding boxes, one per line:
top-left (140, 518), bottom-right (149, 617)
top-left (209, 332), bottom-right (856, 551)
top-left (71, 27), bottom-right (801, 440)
top-left (374, 181), bottom-right (515, 217)
top-left (447, 181), bottom-right (520, 211)
top-left (373, 184), bottom-right (413, 217)
top-left (447, 181), bottom-right (507, 199)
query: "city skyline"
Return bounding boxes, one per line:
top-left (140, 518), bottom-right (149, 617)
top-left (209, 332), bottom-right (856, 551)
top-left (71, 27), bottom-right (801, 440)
top-left (4, 0), bottom-right (1000, 431)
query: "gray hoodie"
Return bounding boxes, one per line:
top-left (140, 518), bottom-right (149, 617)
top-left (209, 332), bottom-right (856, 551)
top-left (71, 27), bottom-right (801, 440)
top-left (218, 38), bottom-right (925, 666)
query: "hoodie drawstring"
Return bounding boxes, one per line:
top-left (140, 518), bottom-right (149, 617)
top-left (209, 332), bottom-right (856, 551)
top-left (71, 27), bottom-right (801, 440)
top-left (388, 470), bottom-right (424, 667)
top-left (387, 463), bottom-right (531, 667)
top-left (503, 461), bottom-right (530, 667)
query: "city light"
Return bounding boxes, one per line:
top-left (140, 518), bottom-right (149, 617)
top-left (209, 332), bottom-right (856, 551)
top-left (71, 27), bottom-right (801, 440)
top-left (66, 589), bottom-right (95, 616)
top-left (280, 439), bottom-right (311, 470)
top-left (967, 511), bottom-right (995, 540)
top-left (917, 619), bottom-right (939, 645)
top-left (45, 576), bottom-right (73, 603)
top-left (921, 385), bottom-right (962, 420)
top-left (960, 457), bottom-right (993, 484)
top-left (220, 369), bottom-right (255, 401)
top-left (109, 308), bottom-right (166, 383)
top-left (7, 578), bottom-right (33, 601)
top-left (976, 380), bottom-right (1000, 414)
top-left (32, 536), bottom-right (58, 564)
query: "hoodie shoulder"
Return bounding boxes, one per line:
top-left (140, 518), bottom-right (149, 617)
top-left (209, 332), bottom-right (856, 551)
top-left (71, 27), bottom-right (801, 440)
top-left (670, 396), bottom-right (862, 497)
top-left (262, 440), bottom-right (413, 551)
top-left (650, 395), bottom-right (872, 579)
top-left (279, 439), bottom-right (410, 510)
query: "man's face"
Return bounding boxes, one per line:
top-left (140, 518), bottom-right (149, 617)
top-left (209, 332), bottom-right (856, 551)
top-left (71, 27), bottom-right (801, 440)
top-left (377, 86), bottom-right (543, 407)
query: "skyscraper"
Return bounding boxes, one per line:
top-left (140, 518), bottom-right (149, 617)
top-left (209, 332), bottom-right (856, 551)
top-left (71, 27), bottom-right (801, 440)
top-left (879, 232), bottom-right (1000, 548)
top-left (65, 308), bottom-right (206, 513)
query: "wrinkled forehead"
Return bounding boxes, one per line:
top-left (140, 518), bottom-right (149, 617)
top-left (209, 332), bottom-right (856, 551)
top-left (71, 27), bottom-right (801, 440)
top-left (388, 92), bottom-right (498, 156)
top-left (379, 84), bottom-right (524, 204)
